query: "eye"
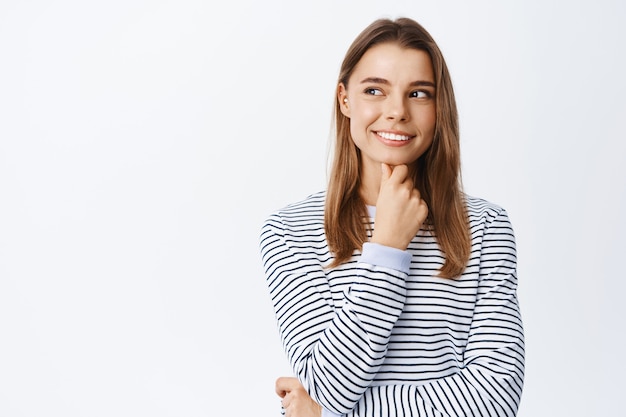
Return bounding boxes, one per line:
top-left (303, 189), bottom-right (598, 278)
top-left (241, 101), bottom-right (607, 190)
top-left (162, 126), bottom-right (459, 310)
top-left (364, 88), bottom-right (383, 96)
top-left (410, 90), bottom-right (431, 99)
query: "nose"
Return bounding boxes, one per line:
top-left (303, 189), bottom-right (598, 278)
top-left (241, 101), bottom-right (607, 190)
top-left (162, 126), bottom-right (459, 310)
top-left (385, 95), bottom-right (409, 122)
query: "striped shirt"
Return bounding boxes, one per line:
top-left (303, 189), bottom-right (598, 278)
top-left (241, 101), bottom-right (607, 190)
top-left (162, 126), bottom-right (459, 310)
top-left (260, 191), bottom-right (524, 416)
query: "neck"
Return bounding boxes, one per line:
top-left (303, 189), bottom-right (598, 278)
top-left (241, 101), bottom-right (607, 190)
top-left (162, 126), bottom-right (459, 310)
top-left (358, 162), bottom-right (382, 206)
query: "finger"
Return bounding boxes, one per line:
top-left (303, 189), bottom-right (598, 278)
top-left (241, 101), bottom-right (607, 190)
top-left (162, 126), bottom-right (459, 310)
top-left (411, 186), bottom-right (422, 201)
top-left (417, 196), bottom-right (429, 220)
top-left (380, 163), bottom-right (392, 181)
top-left (388, 164), bottom-right (409, 183)
top-left (275, 377), bottom-right (289, 397)
top-left (275, 377), bottom-right (298, 397)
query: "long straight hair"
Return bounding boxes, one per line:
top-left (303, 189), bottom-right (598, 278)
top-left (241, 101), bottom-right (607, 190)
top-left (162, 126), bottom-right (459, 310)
top-left (325, 17), bottom-right (470, 278)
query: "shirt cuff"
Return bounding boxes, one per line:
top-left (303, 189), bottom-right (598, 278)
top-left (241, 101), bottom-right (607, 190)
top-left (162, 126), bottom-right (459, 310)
top-left (360, 242), bottom-right (411, 274)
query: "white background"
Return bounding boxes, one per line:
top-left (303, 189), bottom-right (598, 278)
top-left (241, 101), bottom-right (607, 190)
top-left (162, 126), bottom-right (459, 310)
top-left (1, 0), bottom-right (624, 415)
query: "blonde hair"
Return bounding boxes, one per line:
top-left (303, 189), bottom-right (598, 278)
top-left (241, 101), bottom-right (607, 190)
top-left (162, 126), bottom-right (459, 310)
top-left (325, 17), bottom-right (470, 278)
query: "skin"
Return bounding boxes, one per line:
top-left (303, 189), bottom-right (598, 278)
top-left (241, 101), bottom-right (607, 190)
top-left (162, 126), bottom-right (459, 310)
top-left (275, 42), bottom-right (436, 416)
top-left (276, 377), bottom-right (321, 417)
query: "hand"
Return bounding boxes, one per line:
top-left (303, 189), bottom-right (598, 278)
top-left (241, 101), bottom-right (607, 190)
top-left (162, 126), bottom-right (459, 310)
top-left (371, 163), bottom-right (428, 250)
top-left (276, 377), bottom-right (322, 417)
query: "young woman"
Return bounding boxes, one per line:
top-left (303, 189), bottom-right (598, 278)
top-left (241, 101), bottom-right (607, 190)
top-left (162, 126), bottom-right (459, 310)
top-left (260, 17), bottom-right (525, 417)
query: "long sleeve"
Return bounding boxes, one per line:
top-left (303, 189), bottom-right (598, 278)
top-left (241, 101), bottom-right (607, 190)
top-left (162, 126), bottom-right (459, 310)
top-left (260, 211), bottom-right (412, 414)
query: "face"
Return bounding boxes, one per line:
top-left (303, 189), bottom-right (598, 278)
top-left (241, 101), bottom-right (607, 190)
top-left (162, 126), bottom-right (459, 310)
top-left (338, 42), bottom-right (436, 176)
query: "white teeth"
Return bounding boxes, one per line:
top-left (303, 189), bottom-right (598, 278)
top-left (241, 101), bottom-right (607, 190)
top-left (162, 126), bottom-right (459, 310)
top-left (377, 131), bottom-right (411, 141)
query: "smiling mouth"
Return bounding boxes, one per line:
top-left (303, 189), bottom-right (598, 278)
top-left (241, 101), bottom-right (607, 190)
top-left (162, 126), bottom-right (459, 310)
top-left (375, 131), bottom-right (413, 141)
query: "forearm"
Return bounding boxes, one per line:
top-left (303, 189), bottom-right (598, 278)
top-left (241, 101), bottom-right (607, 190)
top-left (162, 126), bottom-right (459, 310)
top-left (263, 219), bottom-right (411, 414)
top-left (284, 246), bottom-right (410, 413)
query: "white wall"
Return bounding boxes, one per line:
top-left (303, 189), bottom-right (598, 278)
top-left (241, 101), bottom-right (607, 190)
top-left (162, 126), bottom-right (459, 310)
top-left (1, 0), bottom-right (624, 415)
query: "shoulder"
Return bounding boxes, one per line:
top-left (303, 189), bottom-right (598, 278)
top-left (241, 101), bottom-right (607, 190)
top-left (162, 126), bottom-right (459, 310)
top-left (275, 190), bottom-right (326, 216)
top-left (268, 191), bottom-right (325, 221)
top-left (261, 191), bottom-right (326, 235)
top-left (259, 191), bottom-right (329, 261)
top-left (464, 194), bottom-right (516, 249)
top-left (464, 194), bottom-right (511, 226)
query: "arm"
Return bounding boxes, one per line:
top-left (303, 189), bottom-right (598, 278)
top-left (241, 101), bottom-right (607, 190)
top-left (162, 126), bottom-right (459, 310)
top-left (262, 166), bottom-right (427, 415)
top-left (260, 214), bottom-right (410, 415)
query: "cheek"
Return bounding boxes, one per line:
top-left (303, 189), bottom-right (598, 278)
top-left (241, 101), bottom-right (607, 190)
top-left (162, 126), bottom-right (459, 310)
top-left (348, 107), bottom-right (373, 147)
top-left (350, 102), bottom-right (379, 129)
top-left (420, 108), bottom-right (437, 135)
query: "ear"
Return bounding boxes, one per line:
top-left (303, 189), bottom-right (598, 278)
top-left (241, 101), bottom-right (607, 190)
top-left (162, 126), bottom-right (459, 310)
top-left (337, 83), bottom-right (350, 118)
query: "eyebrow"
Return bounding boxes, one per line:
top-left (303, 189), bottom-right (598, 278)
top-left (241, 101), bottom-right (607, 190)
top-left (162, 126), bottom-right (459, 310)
top-left (359, 77), bottom-right (435, 88)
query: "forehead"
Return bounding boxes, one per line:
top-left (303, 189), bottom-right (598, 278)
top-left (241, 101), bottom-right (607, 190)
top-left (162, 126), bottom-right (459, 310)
top-left (350, 42), bottom-right (434, 83)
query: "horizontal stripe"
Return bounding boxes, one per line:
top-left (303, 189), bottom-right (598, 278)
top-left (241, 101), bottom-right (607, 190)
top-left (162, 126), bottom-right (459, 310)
top-left (261, 191), bottom-right (524, 416)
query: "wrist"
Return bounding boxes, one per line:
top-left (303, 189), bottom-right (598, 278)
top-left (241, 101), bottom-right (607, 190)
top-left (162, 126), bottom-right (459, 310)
top-left (370, 235), bottom-right (407, 250)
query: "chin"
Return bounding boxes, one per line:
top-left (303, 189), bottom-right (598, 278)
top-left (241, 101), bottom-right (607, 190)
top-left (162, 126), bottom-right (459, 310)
top-left (383, 157), bottom-right (419, 167)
